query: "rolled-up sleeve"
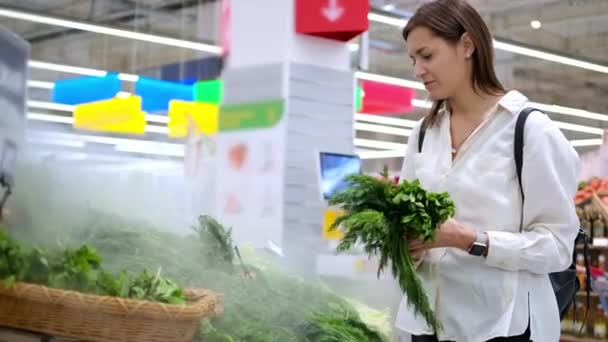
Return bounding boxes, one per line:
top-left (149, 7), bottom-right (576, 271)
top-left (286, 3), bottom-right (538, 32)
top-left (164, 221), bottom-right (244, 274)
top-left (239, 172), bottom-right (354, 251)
top-left (485, 114), bottom-right (581, 274)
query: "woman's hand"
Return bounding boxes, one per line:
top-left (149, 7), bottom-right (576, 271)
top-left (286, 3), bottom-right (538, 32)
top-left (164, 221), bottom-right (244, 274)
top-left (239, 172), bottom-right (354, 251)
top-left (408, 218), bottom-right (477, 255)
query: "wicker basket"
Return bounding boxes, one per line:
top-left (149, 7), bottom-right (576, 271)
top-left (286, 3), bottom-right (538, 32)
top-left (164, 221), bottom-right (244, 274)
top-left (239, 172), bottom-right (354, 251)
top-left (0, 282), bottom-right (222, 342)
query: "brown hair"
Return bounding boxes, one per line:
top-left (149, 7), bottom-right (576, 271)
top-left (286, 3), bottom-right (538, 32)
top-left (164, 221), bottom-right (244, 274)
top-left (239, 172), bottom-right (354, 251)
top-left (402, 0), bottom-right (505, 126)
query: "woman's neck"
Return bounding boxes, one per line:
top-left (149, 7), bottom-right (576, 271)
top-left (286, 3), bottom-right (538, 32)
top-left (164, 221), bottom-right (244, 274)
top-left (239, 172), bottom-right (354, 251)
top-left (448, 86), bottom-right (504, 122)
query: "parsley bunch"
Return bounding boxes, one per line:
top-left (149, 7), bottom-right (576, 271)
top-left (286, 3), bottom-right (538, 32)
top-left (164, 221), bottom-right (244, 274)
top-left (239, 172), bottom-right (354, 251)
top-left (329, 174), bottom-right (455, 333)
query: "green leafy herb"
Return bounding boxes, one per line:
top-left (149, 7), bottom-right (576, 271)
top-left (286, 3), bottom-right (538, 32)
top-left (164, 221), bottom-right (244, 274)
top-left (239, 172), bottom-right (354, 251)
top-left (0, 228), bottom-right (186, 305)
top-left (329, 174), bottom-right (456, 332)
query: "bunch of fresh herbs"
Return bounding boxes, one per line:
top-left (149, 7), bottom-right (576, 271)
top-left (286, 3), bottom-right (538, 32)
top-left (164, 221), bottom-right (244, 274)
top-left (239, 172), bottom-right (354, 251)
top-left (328, 173), bottom-right (455, 332)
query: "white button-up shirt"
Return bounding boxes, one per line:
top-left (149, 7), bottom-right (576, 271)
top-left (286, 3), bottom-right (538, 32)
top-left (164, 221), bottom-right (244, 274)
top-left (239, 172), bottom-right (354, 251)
top-left (396, 90), bottom-right (580, 342)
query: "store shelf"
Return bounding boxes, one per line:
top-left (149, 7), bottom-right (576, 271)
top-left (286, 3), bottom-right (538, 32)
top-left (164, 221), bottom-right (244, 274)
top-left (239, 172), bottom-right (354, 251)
top-left (560, 334), bottom-right (604, 342)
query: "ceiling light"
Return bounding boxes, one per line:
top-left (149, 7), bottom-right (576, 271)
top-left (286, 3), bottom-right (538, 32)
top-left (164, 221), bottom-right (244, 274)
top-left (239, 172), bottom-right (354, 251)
top-left (553, 122), bottom-right (603, 135)
top-left (411, 99), bottom-right (432, 109)
top-left (27, 112), bottom-right (73, 124)
top-left (27, 100), bottom-right (74, 112)
top-left (368, 12), bottom-right (608, 74)
top-left (118, 73), bottom-right (140, 82)
top-left (29, 60), bottom-right (108, 77)
top-left (355, 113), bottom-right (417, 128)
top-left (358, 149), bottom-right (405, 159)
top-left (570, 139), bottom-right (603, 147)
top-left (530, 20), bottom-right (542, 30)
top-left (145, 115), bottom-right (170, 124)
top-left (27, 80), bottom-right (54, 89)
top-left (492, 40), bottom-right (608, 74)
top-left (0, 8), bottom-right (222, 54)
top-left (382, 4), bottom-right (396, 11)
top-left (354, 138), bottom-right (407, 150)
top-left (355, 122), bottom-right (411, 136)
top-left (367, 12), bottom-right (408, 27)
top-left (145, 125), bottom-right (170, 134)
top-left (529, 102), bottom-right (608, 122)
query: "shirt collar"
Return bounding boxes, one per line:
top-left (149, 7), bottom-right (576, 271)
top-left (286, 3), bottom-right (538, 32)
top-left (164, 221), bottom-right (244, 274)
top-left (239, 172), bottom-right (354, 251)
top-left (437, 90), bottom-right (528, 120)
top-left (497, 90), bottom-right (528, 116)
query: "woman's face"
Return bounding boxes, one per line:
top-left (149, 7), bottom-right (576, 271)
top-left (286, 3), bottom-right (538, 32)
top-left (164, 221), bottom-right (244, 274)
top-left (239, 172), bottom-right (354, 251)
top-left (406, 26), bottom-right (472, 101)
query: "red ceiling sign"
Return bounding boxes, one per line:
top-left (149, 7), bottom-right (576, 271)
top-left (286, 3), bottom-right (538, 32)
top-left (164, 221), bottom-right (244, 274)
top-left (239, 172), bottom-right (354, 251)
top-left (360, 80), bottom-right (416, 114)
top-left (295, 0), bottom-right (369, 42)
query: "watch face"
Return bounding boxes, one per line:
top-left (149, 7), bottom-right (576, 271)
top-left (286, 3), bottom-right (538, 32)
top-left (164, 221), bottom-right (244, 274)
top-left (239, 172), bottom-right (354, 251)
top-left (469, 243), bottom-right (486, 256)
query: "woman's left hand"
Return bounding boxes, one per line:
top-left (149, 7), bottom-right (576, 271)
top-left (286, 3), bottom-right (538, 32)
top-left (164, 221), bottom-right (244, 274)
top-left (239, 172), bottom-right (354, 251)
top-left (409, 218), bottom-right (477, 254)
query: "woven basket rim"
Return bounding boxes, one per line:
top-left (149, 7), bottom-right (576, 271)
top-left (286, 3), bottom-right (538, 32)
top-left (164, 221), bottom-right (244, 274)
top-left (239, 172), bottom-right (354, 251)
top-left (0, 282), bottom-right (221, 319)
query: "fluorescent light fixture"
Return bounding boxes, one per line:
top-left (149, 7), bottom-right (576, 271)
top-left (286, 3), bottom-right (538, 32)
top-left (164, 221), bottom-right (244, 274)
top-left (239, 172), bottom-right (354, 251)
top-left (145, 115), bottom-right (170, 124)
top-left (368, 13), bottom-right (608, 74)
top-left (358, 149), bottom-right (405, 159)
top-left (355, 71), bottom-right (426, 90)
top-left (27, 80), bottom-right (54, 89)
top-left (412, 98), bottom-right (432, 109)
top-left (529, 102), bottom-right (608, 122)
top-left (492, 40), bottom-right (608, 74)
top-left (27, 112), bottom-right (73, 124)
top-left (0, 8), bottom-right (222, 54)
top-left (354, 138), bottom-right (406, 150)
top-left (355, 113), bottom-right (418, 128)
top-left (28, 100), bottom-right (74, 112)
top-left (367, 12), bottom-right (407, 27)
top-left (570, 139), bottom-right (603, 147)
top-left (382, 4), bottom-right (396, 11)
top-left (145, 125), bottom-right (170, 134)
top-left (118, 73), bottom-right (140, 82)
top-left (554, 121), bottom-right (603, 135)
top-left (29, 60), bottom-right (108, 77)
top-left (355, 122), bottom-right (411, 136)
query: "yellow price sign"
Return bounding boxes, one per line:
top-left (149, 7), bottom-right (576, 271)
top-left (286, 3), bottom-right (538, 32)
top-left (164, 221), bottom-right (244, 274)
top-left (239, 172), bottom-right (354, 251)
top-left (322, 208), bottom-right (345, 241)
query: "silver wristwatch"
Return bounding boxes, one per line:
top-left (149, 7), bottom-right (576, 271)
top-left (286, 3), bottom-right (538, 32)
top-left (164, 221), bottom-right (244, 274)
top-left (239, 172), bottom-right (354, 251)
top-left (468, 231), bottom-right (488, 257)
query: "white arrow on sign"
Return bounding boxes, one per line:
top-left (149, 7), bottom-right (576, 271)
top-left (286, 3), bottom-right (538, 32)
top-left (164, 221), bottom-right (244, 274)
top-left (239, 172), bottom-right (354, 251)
top-left (321, 0), bottom-right (344, 22)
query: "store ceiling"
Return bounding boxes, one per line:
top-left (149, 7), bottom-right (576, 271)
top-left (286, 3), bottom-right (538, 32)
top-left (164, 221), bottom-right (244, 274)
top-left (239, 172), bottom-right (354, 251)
top-left (0, 0), bottom-right (606, 165)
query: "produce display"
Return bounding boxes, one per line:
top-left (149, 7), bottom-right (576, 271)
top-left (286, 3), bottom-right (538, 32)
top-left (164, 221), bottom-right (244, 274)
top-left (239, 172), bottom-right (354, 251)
top-left (0, 228), bottom-right (186, 304)
top-left (6, 210), bottom-right (390, 342)
top-left (328, 172), bottom-right (455, 333)
top-left (576, 177), bottom-right (608, 205)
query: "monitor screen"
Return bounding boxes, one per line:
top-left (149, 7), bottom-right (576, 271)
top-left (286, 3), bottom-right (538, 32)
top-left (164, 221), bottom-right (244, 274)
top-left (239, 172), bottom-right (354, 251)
top-left (319, 152), bottom-right (361, 200)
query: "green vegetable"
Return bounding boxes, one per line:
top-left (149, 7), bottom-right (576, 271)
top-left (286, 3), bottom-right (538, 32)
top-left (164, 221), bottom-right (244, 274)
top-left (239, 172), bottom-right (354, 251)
top-left (0, 228), bottom-right (186, 305)
top-left (57, 212), bottom-right (388, 342)
top-left (329, 174), bottom-right (456, 333)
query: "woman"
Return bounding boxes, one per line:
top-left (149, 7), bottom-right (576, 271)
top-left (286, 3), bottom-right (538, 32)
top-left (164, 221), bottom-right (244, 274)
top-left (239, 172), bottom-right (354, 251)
top-left (396, 0), bottom-right (580, 341)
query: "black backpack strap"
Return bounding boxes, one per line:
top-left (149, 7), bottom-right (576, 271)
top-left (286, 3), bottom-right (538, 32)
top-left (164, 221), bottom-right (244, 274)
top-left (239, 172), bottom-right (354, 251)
top-left (515, 107), bottom-right (591, 330)
top-left (418, 118), bottom-right (428, 153)
top-left (514, 107), bottom-right (538, 232)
